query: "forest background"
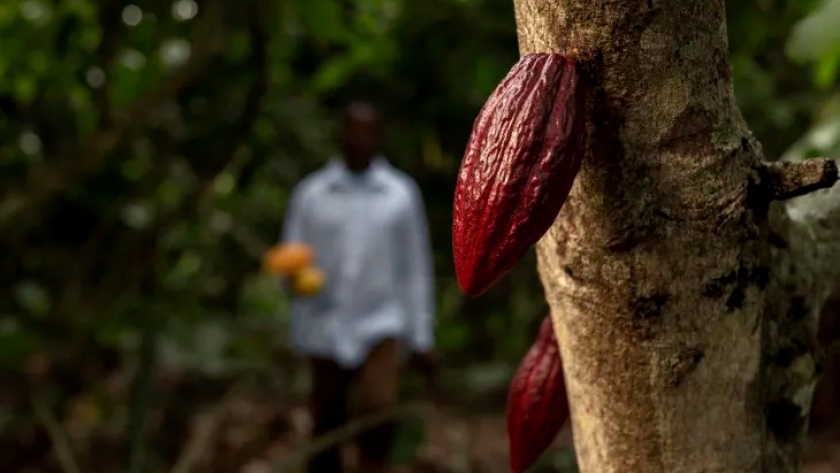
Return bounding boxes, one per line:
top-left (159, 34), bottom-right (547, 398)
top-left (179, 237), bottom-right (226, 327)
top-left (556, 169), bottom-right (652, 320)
top-left (1, 0), bottom-right (840, 472)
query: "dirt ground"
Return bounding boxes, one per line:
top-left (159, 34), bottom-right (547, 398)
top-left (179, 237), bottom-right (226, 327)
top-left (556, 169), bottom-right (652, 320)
top-left (238, 400), bottom-right (575, 473)
top-left (235, 399), bottom-right (840, 473)
top-left (14, 379), bottom-right (840, 473)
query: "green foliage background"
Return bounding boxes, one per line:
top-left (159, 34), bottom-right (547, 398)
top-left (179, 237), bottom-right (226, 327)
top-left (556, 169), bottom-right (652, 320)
top-left (0, 0), bottom-right (839, 471)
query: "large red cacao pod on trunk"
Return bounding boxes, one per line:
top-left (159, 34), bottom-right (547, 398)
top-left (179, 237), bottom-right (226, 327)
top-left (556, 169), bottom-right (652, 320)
top-left (506, 314), bottom-right (569, 473)
top-left (453, 54), bottom-right (587, 296)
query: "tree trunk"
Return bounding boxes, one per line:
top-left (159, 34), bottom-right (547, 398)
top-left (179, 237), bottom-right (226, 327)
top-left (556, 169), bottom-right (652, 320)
top-left (514, 1), bottom-right (840, 472)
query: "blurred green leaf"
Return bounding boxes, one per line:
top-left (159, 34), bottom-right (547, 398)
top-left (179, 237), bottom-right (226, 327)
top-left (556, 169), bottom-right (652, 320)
top-left (298, 0), bottom-right (347, 43)
top-left (787, 0), bottom-right (840, 62)
top-left (0, 326), bottom-right (38, 366)
top-left (13, 281), bottom-right (50, 316)
top-left (815, 45), bottom-right (840, 89)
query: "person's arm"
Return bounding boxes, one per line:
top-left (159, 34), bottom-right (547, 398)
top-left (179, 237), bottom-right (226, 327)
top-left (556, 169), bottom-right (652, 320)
top-left (400, 183), bottom-right (436, 353)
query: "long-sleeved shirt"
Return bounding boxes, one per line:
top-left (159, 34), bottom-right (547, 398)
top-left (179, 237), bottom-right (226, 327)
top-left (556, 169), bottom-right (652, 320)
top-left (281, 156), bottom-right (435, 368)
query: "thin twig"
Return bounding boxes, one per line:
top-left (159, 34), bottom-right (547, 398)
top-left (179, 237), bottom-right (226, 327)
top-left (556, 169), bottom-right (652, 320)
top-left (126, 318), bottom-right (158, 473)
top-left (31, 396), bottom-right (84, 473)
top-left (168, 382), bottom-right (253, 473)
top-left (271, 402), bottom-right (427, 473)
top-left (168, 402), bottom-right (228, 473)
top-left (92, 0), bottom-right (123, 127)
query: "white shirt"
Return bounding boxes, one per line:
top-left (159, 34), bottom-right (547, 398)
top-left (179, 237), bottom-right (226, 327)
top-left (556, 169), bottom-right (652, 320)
top-left (281, 156), bottom-right (435, 368)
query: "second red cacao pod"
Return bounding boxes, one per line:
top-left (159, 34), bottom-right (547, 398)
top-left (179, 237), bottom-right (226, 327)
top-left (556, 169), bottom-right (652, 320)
top-left (453, 54), bottom-right (587, 296)
top-left (506, 314), bottom-right (569, 473)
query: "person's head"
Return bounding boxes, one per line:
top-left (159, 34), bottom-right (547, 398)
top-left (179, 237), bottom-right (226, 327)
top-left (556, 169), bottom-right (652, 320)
top-left (339, 100), bottom-right (382, 172)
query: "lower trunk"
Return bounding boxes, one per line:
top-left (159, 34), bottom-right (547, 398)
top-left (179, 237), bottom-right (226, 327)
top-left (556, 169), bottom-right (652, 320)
top-left (514, 0), bottom-right (823, 471)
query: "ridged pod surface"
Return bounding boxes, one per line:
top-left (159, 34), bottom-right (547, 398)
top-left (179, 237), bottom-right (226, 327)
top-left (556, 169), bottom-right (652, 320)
top-left (453, 54), bottom-right (587, 296)
top-left (506, 315), bottom-right (569, 473)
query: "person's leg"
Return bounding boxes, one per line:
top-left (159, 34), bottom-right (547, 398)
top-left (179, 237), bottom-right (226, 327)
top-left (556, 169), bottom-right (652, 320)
top-left (355, 338), bottom-right (403, 473)
top-left (307, 356), bottom-right (352, 473)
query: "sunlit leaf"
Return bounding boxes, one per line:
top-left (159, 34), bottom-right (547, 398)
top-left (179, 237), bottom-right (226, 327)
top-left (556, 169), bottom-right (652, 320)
top-left (786, 0), bottom-right (840, 62)
top-left (814, 45), bottom-right (840, 89)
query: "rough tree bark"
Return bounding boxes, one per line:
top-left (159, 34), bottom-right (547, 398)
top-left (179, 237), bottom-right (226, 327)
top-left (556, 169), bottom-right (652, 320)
top-left (515, 1), bottom-right (840, 472)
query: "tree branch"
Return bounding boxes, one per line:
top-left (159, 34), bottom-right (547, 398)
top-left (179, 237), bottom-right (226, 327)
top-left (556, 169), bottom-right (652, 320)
top-left (182, 0), bottom-right (269, 180)
top-left (168, 392), bottom-right (232, 473)
top-left (271, 402), bottom-right (426, 473)
top-left (763, 158), bottom-right (839, 201)
top-left (31, 395), bottom-right (84, 473)
top-left (93, 0), bottom-right (124, 127)
top-left (125, 301), bottom-right (158, 473)
top-left (168, 412), bottom-right (221, 473)
top-left (231, 1), bottom-right (269, 149)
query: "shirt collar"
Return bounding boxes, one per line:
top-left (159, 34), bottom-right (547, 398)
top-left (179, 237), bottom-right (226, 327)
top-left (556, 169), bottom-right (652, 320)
top-left (325, 155), bottom-right (390, 191)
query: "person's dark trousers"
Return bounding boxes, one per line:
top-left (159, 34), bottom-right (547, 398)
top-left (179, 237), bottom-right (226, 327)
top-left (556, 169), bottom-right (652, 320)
top-left (306, 356), bottom-right (353, 473)
top-left (306, 338), bottom-right (402, 473)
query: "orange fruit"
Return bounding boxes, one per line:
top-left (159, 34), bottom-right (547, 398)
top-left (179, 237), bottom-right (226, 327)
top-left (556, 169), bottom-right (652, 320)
top-left (263, 242), bottom-right (314, 276)
top-left (291, 266), bottom-right (326, 296)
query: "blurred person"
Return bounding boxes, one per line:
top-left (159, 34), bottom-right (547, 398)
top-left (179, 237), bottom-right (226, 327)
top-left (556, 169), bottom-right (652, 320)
top-left (280, 99), bottom-right (437, 473)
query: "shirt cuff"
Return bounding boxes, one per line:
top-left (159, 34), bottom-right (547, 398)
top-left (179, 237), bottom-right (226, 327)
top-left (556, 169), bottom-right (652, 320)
top-left (409, 322), bottom-right (434, 352)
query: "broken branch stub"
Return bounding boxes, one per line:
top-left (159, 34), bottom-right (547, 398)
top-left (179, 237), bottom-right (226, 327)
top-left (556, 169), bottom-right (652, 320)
top-left (762, 158), bottom-right (839, 202)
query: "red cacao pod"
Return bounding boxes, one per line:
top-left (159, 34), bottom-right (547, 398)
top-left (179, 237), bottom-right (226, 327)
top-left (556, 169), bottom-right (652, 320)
top-left (453, 54), bottom-right (587, 296)
top-left (507, 315), bottom-right (569, 473)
